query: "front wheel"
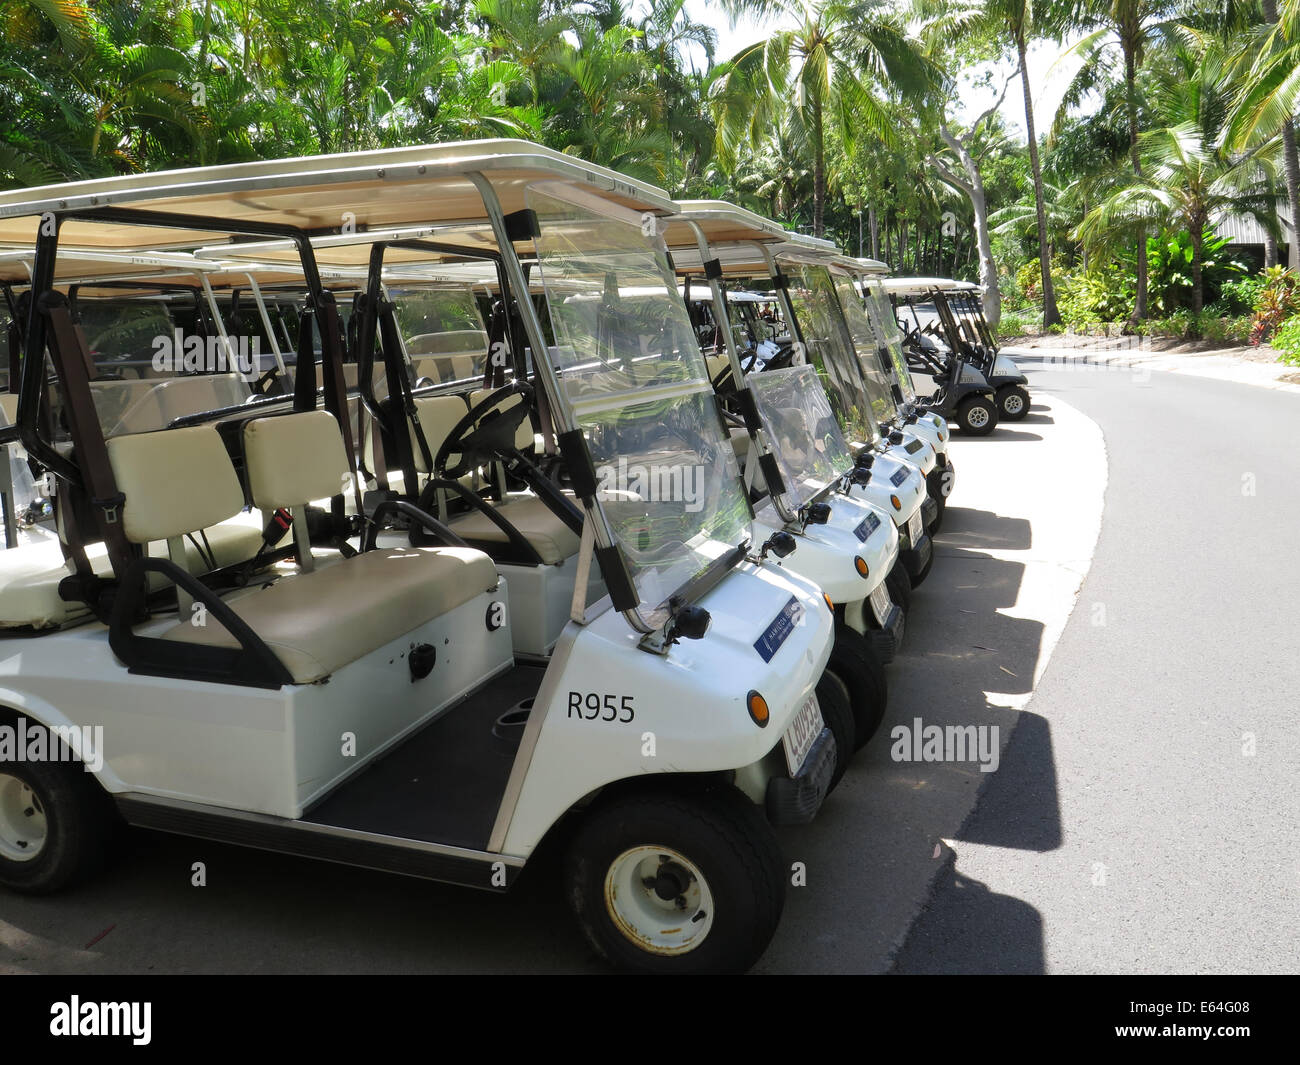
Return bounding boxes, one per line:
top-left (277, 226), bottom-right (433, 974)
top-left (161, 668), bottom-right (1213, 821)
top-left (956, 395), bottom-right (997, 436)
top-left (829, 624), bottom-right (889, 749)
top-left (565, 788), bottom-right (786, 973)
top-left (0, 751), bottom-right (114, 895)
top-left (815, 671), bottom-right (856, 791)
top-left (996, 385), bottom-right (1030, 421)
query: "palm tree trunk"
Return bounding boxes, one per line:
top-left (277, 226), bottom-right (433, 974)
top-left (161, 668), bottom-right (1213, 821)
top-left (1125, 45), bottom-right (1148, 327)
top-left (812, 95), bottom-right (826, 238)
top-left (1263, 0), bottom-right (1300, 269)
top-left (869, 205), bottom-right (879, 260)
top-left (1191, 223), bottom-right (1204, 320)
top-left (1019, 39), bottom-right (1060, 327)
top-left (1282, 122), bottom-right (1300, 270)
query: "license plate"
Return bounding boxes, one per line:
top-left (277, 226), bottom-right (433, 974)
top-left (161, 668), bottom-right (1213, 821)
top-left (907, 507), bottom-right (924, 544)
top-left (782, 694), bottom-right (824, 776)
top-left (869, 581), bottom-right (893, 626)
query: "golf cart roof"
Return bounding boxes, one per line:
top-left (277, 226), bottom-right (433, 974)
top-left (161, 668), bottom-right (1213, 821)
top-left (878, 277), bottom-right (981, 296)
top-left (0, 139), bottom-right (678, 253)
top-left (663, 200), bottom-right (788, 248)
top-left (853, 257), bottom-right (889, 274)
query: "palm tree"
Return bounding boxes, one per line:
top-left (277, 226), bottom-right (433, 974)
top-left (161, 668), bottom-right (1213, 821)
top-left (1077, 35), bottom-right (1282, 318)
top-left (1055, 0), bottom-right (1182, 323)
top-left (984, 0), bottom-right (1069, 327)
top-left (711, 0), bottom-right (937, 237)
top-left (1228, 0), bottom-right (1300, 269)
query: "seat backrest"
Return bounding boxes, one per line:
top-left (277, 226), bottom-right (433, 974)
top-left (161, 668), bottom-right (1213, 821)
top-left (408, 395), bottom-right (468, 475)
top-left (107, 425), bottom-right (245, 545)
top-left (406, 329), bottom-right (489, 357)
top-left (243, 410), bottom-right (350, 510)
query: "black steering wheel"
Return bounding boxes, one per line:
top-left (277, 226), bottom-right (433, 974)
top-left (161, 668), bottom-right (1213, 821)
top-left (434, 380), bottom-right (534, 480)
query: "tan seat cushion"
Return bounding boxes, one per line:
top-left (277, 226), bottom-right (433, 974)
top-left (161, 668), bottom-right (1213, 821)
top-left (0, 516), bottom-right (264, 630)
top-left (244, 411), bottom-right (350, 509)
top-left (449, 496), bottom-right (579, 566)
top-left (162, 546), bottom-right (497, 683)
top-left (107, 425), bottom-right (245, 544)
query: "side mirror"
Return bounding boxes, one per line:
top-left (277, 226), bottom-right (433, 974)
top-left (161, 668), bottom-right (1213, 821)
top-left (760, 530), bottom-right (797, 560)
top-left (888, 430), bottom-right (904, 445)
top-left (803, 502), bottom-right (831, 526)
top-left (669, 604), bottom-right (712, 642)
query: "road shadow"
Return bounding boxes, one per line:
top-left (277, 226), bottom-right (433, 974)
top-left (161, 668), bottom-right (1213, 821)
top-left (891, 866), bottom-right (1045, 974)
top-left (937, 506), bottom-right (1031, 552)
top-left (954, 427), bottom-right (1044, 443)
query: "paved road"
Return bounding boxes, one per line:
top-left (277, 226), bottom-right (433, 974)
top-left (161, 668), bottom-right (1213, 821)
top-left (4, 360), bottom-right (1291, 974)
top-left (895, 355), bottom-right (1300, 974)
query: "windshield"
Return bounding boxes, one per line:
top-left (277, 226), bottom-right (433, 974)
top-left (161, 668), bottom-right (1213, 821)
top-left (527, 187), bottom-right (751, 623)
top-left (391, 285), bottom-right (490, 386)
top-left (830, 272), bottom-right (899, 427)
top-left (863, 281), bottom-right (917, 403)
top-left (781, 261), bottom-right (879, 447)
top-left (748, 365), bottom-right (852, 507)
top-left (76, 297), bottom-right (254, 438)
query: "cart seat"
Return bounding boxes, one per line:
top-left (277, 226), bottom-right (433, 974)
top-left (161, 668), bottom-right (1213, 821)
top-left (0, 515), bottom-right (263, 630)
top-left (164, 544), bottom-right (495, 683)
top-left (116, 414), bottom-right (498, 684)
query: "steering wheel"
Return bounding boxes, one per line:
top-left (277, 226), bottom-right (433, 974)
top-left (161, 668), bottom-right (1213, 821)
top-left (434, 380), bottom-right (534, 480)
top-left (739, 347), bottom-right (761, 374)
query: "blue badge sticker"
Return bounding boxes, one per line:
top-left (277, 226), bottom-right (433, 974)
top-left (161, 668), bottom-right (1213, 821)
top-left (753, 595), bottom-right (804, 662)
top-left (854, 511), bottom-right (882, 542)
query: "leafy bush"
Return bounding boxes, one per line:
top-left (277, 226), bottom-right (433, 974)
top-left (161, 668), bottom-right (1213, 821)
top-left (997, 309), bottom-right (1040, 339)
top-left (1143, 230), bottom-right (1246, 313)
top-left (1220, 275), bottom-right (1266, 315)
top-left (1248, 267), bottom-right (1300, 345)
top-left (1272, 315), bottom-right (1300, 366)
top-left (1134, 311), bottom-right (1251, 341)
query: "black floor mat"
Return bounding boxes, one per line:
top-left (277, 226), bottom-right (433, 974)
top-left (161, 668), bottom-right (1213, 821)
top-left (301, 665), bottom-right (545, 851)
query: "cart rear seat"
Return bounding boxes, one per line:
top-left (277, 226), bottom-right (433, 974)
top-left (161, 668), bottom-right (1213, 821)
top-left (106, 415), bottom-right (498, 684)
top-left (0, 516), bottom-right (263, 631)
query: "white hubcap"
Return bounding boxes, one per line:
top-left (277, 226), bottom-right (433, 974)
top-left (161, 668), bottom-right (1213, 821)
top-left (966, 405), bottom-right (990, 428)
top-left (605, 845), bottom-right (715, 955)
top-left (1003, 394), bottom-right (1024, 414)
top-left (0, 773), bottom-right (48, 862)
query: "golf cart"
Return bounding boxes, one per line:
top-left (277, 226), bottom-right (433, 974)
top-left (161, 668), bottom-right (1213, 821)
top-left (941, 284), bottom-right (1032, 420)
top-left (880, 276), bottom-right (1000, 436)
top-left (663, 204), bottom-right (901, 753)
top-left (666, 208), bottom-right (934, 595)
top-left (0, 140), bottom-right (842, 974)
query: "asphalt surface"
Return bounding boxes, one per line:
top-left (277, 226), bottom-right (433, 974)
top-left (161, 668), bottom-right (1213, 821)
top-left (2, 359), bottom-right (1294, 974)
top-left (894, 354), bottom-right (1300, 974)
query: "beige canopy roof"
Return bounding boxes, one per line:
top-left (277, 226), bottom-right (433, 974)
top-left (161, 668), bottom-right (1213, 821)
top-left (877, 277), bottom-right (981, 296)
top-left (0, 139), bottom-right (677, 256)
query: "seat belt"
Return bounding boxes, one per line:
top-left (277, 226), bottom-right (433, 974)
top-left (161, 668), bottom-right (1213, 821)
top-left (40, 293), bottom-right (133, 578)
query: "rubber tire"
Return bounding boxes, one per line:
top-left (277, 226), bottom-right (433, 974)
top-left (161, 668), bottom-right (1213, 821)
top-left (0, 752), bottom-right (114, 895)
top-left (928, 493), bottom-right (945, 535)
top-left (564, 788), bottom-right (785, 974)
top-left (997, 385), bottom-right (1031, 421)
top-left (956, 395), bottom-right (997, 436)
top-left (815, 670), bottom-right (857, 792)
top-left (885, 563), bottom-right (912, 616)
top-left (829, 624), bottom-right (889, 750)
top-left (909, 542), bottom-right (936, 588)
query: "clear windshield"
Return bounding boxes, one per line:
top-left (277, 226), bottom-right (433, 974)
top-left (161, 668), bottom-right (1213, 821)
top-left (748, 365), bottom-right (853, 506)
top-left (864, 282), bottom-right (917, 403)
top-left (391, 285), bottom-right (490, 386)
top-left (76, 297), bottom-right (254, 438)
top-left (830, 272), bottom-right (899, 427)
top-left (781, 261), bottom-right (879, 447)
top-left (528, 188), bottom-right (751, 622)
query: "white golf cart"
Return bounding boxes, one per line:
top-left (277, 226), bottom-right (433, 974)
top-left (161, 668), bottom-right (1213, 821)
top-left (662, 205), bottom-right (900, 757)
top-left (0, 141), bottom-right (841, 973)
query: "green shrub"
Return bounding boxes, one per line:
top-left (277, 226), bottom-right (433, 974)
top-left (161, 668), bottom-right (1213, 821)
top-left (1220, 275), bottom-right (1265, 315)
top-left (1272, 315), bottom-right (1300, 366)
top-left (1248, 267), bottom-right (1300, 344)
top-left (997, 310), bottom-right (1039, 340)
